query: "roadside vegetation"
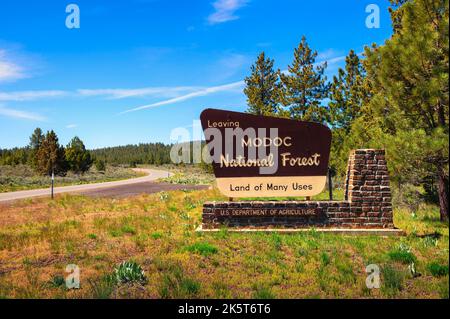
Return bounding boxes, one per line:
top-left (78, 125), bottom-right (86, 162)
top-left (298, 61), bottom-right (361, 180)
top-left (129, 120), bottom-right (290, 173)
top-left (0, 165), bottom-right (144, 193)
top-left (157, 164), bottom-right (214, 186)
top-left (0, 188), bottom-right (447, 299)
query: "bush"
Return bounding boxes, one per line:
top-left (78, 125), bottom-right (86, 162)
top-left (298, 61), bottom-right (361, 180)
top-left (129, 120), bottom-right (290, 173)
top-left (48, 275), bottom-right (65, 288)
top-left (427, 262), bottom-right (449, 277)
top-left (252, 285), bottom-right (276, 299)
top-left (89, 275), bottom-right (116, 299)
top-left (382, 265), bottom-right (404, 296)
top-left (392, 184), bottom-right (423, 213)
top-left (159, 264), bottom-right (201, 298)
top-left (151, 232), bottom-right (163, 239)
top-left (95, 160), bottom-right (106, 172)
top-left (114, 261), bottom-right (147, 285)
top-left (388, 243), bottom-right (417, 264)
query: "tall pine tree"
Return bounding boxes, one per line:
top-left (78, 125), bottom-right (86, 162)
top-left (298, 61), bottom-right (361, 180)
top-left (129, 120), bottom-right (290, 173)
top-left (28, 127), bottom-right (44, 169)
top-left (36, 130), bottom-right (67, 176)
top-left (280, 36), bottom-right (330, 122)
top-left (328, 50), bottom-right (369, 131)
top-left (244, 52), bottom-right (282, 116)
top-left (328, 50), bottom-right (373, 175)
top-left (364, 0), bottom-right (449, 221)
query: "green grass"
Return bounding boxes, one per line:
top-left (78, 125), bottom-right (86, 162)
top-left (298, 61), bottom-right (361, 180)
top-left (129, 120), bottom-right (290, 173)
top-left (427, 262), bottom-right (449, 277)
top-left (0, 187), bottom-right (447, 299)
top-left (252, 284), bottom-right (276, 299)
top-left (158, 262), bottom-right (201, 298)
top-left (150, 232), bottom-right (163, 239)
top-left (382, 265), bottom-right (405, 297)
top-left (0, 164), bottom-right (145, 193)
top-left (388, 248), bottom-right (417, 264)
top-left (185, 242), bottom-right (218, 256)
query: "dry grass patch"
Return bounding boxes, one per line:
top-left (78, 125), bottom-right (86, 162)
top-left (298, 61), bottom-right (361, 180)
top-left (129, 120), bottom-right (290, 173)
top-left (0, 188), bottom-right (448, 299)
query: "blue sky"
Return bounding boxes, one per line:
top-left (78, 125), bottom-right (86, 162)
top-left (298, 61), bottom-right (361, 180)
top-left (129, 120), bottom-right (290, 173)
top-left (0, 0), bottom-right (393, 149)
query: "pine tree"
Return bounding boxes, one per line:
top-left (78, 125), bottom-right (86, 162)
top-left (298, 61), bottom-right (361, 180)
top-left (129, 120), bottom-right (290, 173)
top-left (65, 136), bottom-right (93, 174)
top-left (244, 52), bottom-right (282, 116)
top-left (95, 159), bottom-right (106, 172)
top-left (28, 128), bottom-right (44, 169)
top-left (36, 130), bottom-right (67, 176)
top-left (280, 36), bottom-right (330, 122)
top-left (328, 50), bottom-right (369, 131)
top-left (364, 0), bottom-right (449, 221)
top-left (327, 51), bottom-right (372, 175)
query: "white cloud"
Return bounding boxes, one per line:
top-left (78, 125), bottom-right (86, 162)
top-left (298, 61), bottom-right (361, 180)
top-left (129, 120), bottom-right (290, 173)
top-left (120, 81), bottom-right (244, 114)
top-left (317, 50), bottom-right (364, 67)
top-left (66, 124), bottom-right (77, 129)
top-left (0, 90), bottom-right (68, 101)
top-left (207, 0), bottom-right (248, 25)
top-left (0, 105), bottom-right (46, 121)
top-left (325, 55), bottom-right (346, 65)
top-left (77, 86), bottom-right (202, 100)
top-left (0, 49), bottom-right (26, 82)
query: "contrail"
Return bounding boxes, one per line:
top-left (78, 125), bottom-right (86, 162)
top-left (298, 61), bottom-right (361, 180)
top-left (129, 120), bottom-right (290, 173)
top-left (119, 81), bottom-right (244, 115)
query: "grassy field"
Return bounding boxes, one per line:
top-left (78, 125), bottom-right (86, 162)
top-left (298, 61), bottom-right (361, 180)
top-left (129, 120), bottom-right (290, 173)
top-left (0, 165), bottom-right (145, 193)
top-left (0, 187), bottom-right (448, 299)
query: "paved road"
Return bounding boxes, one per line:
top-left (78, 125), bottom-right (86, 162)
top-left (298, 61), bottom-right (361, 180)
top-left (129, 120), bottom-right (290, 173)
top-left (0, 168), bottom-right (203, 203)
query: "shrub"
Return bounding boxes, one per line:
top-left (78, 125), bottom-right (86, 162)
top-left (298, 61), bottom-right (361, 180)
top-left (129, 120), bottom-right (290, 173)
top-left (95, 160), bottom-right (106, 172)
top-left (151, 232), bottom-right (163, 239)
top-left (89, 275), bottom-right (116, 299)
top-left (114, 261), bottom-right (147, 285)
top-left (427, 262), bottom-right (449, 277)
top-left (252, 284), bottom-right (276, 299)
top-left (382, 265), bottom-right (404, 296)
top-left (388, 243), bottom-right (417, 264)
top-left (120, 225), bottom-right (136, 235)
top-left (320, 252), bottom-right (331, 266)
top-left (159, 264), bottom-right (201, 298)
top-left (48, 275), bottom-right (65, 288)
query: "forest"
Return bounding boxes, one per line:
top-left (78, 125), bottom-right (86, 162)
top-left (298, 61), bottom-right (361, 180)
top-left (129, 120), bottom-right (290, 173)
top-left (242, 0), bottom-right (448, 221)
top-left (0, 136), bottom-right (173, 168)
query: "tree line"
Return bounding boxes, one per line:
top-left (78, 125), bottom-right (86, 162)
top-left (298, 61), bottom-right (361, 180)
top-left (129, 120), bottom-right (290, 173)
top-left (4, 128), bottom-right (95, 175)
top-left (243, 0), bottom-right (448, 221)
top-left (0, 130), bottom-right (174, 172)
top-left (91, 143), bottom-right (172, 166)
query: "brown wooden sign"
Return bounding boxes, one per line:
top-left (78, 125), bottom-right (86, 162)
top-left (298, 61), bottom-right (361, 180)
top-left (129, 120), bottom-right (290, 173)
top-left (200, 108), bottom-right (332, 197)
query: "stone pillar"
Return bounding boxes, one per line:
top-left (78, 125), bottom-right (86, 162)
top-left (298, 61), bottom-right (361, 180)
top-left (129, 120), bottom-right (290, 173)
top-left (345, 149), bottom-right (394, 228)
